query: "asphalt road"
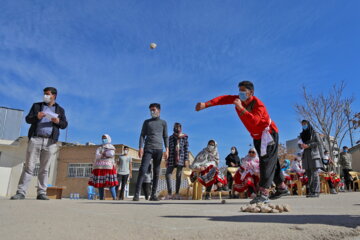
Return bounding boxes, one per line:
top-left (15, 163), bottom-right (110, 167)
top-left (0, 192), bottom-right (359, 240)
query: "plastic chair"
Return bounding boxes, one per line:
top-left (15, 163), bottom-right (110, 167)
top-left (182, 168), bottom-right (194, 199)
top-left (87, 186), bottom-right (96, 200)
top-left (349, 171), bottom-right (360, 191)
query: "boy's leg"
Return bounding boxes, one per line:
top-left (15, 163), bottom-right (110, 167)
top-left (150, 149), bottom-right (163, 198)
top-left (133, 150), bottom-right (152, 200)
top-left (165, 166), bottom-right (174, 195)
top-left (175, 166), bottom-right (183, 194)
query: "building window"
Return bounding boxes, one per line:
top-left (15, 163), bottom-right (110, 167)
top-left (33, 163), bottom-right (40, 176)
top-left (68, 163), bottom-right (93, 178)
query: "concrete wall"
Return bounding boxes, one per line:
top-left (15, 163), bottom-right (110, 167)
top-left (0, 137), bottom-right (60, 197)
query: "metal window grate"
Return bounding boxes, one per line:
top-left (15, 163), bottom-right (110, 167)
top-left (68, 163), bottom-right (93, 178)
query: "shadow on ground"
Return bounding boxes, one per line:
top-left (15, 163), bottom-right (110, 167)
top-left (81, 201), bottom-right (246, 206)
top-left (162, 214), bottom-right (360, 228)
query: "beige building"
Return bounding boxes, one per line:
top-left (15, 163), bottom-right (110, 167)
top-left (55, 144), bottom-right (194, 199)
top-left (0, 137), bottom-right (60, 197)
top-left (1, 136), bottom-right (195, 199)
top-left (349, 144), bottom-right (360, 172)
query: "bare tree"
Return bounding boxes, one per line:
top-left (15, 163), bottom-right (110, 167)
top-left (295, 81), bottom-right (355, 162)
top-left (351, 112), bottom-right (360, 144)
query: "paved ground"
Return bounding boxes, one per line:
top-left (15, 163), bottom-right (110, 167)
top-left (0, 192), bottom-right (359, 240)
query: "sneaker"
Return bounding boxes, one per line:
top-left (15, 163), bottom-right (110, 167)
top-left (269, 188), bottom-right (290, 200)
top-left (133, 194), bottom-right (140, 201)
top-left (36, 194), bottom-right (50, 200)
top-left (164, 194), bottom-right (173, 200)
top-left (330, 188), bottom-right (338, 194)
top-left (308, 193), bottom-right (320, 198)
top-left (204, 193), bottom-right (211, 200)
top-left (249, 194), bottom-right (269, 204)
top-left (10, 193), bottom-right (25, 200)
top-left (149, 195), bottom-right (160, 201)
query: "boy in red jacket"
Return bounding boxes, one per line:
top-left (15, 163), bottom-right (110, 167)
top-left (195, 81), bottom-right (288, 203)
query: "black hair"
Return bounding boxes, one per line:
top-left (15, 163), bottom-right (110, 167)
top-left (238, 81), bottom-right (254, 91)
top-left (324, 150), bottom-right (329, 153)
top-left (149, 103), bottom-right (161, 110)
top-left (43, 87), bottom-right (57, 96)
top-left (174, 122), bottom-right (182, 128)
top-left (123, 146), bottom-right (129, 149)
top-left (208, 140), bottom-right (215, 145)
top-left (343, 146), bottom-right (348, 150)
top-left (301, 120), bottom-right (309, 124)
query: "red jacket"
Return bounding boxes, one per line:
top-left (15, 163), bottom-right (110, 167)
top-left (206, 95), bottom-right (278, 140)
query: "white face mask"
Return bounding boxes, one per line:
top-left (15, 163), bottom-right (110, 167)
top-left (231, 150), bottom-right (236, 154)
top-left (124, 150), bottom-right (129, 155)
top-left (208, 145), bottom-right (215, 151)
top-left (150, 110), bottom-right (159, 118)
top-left (43, 95), bottom-right (52, 104)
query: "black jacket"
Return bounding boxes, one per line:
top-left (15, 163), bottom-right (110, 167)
top-left (225, 153), bottom-right (241, 167)
top-left (26, 102), bottom-right (68, 141)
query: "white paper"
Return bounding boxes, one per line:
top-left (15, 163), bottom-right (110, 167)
top-left (43, 109), bottom-right (58, 120)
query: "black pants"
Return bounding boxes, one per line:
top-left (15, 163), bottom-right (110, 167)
top-left (142, 182), bottom-right (151, 199)
top-left (254, 132), bottom-right (284, 189)
top-left (227, 171), bottom-right (233, 190)
top-left (343, 169), bottom-right (353, 190)
top-left (165, 165), bottom-right (183, 195)
top-left (116, 174), bottom-right (129, 199)
top-left (135, 149), bottom-right (163, 196)
top-left (206, 185), bottom-right (212, 193)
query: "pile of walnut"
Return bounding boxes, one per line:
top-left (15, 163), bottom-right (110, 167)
top-left (240, 203), bottom-right (291, 213)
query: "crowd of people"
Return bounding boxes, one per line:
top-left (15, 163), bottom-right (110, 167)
top-left (9, 82), bottom-right (356, 204)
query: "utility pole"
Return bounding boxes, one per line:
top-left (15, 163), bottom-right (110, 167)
top-left (344, 103), bottom-right (354, 147)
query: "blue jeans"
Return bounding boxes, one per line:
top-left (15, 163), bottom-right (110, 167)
top-left (98, 186), bottom-right (116, 200)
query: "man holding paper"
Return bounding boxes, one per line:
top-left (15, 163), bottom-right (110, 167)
top-left (11, 87), bottom-right (68, 200)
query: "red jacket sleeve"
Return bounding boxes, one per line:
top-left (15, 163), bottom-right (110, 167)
top-left (206, 95), bottom-right (238, 107)
top-left (240, 103), bottom-right (269, 127)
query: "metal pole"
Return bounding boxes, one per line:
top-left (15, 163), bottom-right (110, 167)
top-left (345, 103), bottom-right (354, 147)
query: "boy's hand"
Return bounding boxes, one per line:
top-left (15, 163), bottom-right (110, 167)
top-left (195, 102), bottom-right (206, 111)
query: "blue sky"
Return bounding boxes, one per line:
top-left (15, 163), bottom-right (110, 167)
top-left (1, 0), bottom-right (359, 163)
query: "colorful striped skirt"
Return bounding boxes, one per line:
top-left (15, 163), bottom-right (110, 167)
top-left (88, 167), bottom-right (118, 188)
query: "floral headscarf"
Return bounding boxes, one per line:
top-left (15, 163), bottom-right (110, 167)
top-left (191, 140), bottom-right (219, 169)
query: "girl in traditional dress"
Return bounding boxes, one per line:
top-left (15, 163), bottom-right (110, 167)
top-left (233, 148), bottom-right (260, 198)
top-left (88, 134), bottom-right (118, 200)
top-left (190, 140), bottom-right (227, 200)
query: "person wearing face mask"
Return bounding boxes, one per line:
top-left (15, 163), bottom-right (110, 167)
top-left (318, 150), bottom-right (338, 194)
top-left (299, 120), bottom-right (324, 198)
top-left (339, 146), bottom-right (353, 191)
top-left (195, 81), bottom-right (288, 204)
top-left (165, 123), bottom-right (189, 200)
top-left (11, 87), bottom-right (68, 200)
top-left (88, 134), bottom-right (118, 200)
top-left (190, 140), bottom-right (227, 200)
top-left (225, 147), bottom-right (241, 197)
top-left (116, 146), bottom-right (132, 200)
top-left (233, 148), bottom-right (260, 199)
top-left (133, 103), bottom-right (169, 201)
